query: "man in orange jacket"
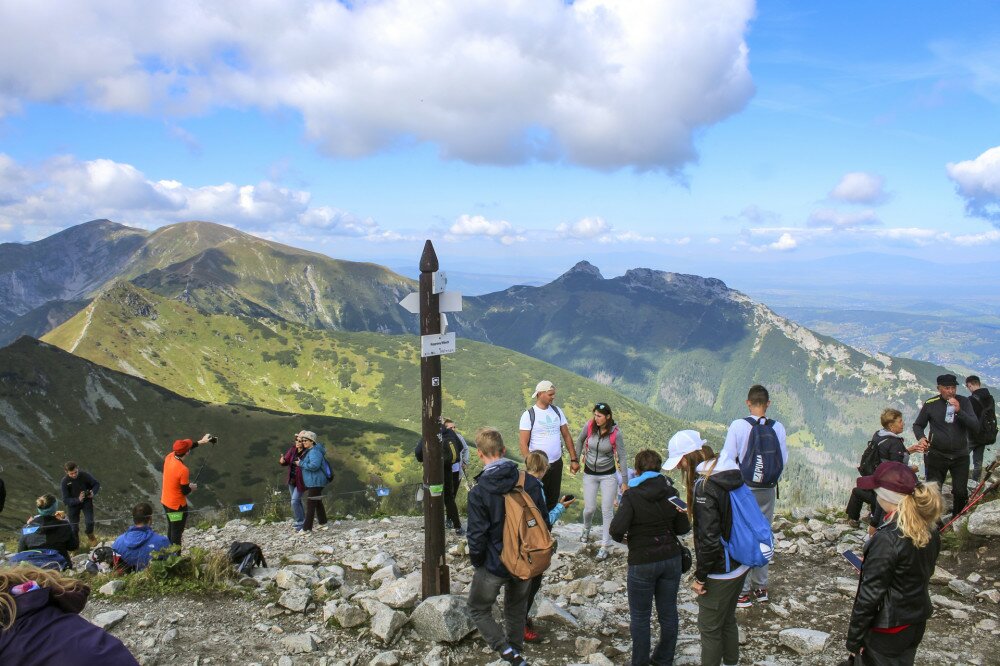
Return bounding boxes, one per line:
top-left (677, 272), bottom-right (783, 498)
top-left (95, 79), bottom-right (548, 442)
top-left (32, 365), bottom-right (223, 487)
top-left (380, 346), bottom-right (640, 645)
top-left (161, 434), bottom-right (215, 546)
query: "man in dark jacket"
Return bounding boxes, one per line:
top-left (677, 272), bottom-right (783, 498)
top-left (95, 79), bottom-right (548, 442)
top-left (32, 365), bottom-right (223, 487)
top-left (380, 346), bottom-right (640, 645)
top-left (913, 374), bottom-right (979, 517)
top-left (466, 428), bottom-right (546, 666)
top-left (416, 422), bottom-right (466, 536)
top-left (60, 462), bottom-right (101, 548)
top-left (966, 375), bottom-right (997, 482)
top-left (111, 502), bottom-right (172, 572)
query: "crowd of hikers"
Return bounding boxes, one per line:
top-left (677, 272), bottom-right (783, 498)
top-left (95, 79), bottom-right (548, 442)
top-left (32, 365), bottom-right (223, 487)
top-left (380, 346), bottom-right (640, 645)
top-left (0, 370), bottom-right (995, 665)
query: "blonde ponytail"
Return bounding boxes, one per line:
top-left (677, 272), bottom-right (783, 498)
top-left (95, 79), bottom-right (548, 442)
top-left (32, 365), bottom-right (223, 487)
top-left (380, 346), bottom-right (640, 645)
top-left (896, 482), bottom-right (943, 548)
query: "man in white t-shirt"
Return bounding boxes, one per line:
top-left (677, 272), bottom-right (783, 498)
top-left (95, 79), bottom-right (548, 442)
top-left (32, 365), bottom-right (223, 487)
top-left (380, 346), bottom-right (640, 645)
top-left (720, 384), bottom-right (788, 609)
top-left (519, 380), bottom-right (579, 512)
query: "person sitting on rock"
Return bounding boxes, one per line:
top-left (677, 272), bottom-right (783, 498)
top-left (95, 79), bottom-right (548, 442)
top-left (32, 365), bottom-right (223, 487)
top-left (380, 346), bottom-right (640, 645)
top-left (0, 567), bottom-right (139, 665)
top-left (18, 494), bottom-right (78, 569)
top-left (111, 502), bottom-right (172, 572)
top-left (845, 462), bottom-right (942, 665)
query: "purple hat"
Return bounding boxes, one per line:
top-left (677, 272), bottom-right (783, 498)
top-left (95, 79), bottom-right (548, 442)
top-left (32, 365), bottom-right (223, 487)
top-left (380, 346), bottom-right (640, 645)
top-left (856, 461), bottom-right (917, 495)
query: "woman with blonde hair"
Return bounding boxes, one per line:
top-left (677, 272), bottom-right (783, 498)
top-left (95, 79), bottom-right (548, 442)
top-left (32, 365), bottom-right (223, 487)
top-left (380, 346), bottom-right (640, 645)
top-left (844, 461), bottom-right (942, 666)
top-left (0, 567), bottom-right (138, 664)
top-left (17, 494), bottom-right (78, 569)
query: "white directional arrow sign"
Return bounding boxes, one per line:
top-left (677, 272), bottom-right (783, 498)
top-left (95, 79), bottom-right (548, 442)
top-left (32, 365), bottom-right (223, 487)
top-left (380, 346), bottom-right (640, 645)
top-left (438, 291), bottom-right (462, 312)
top-left (399, 292), bottom-right (420, 314)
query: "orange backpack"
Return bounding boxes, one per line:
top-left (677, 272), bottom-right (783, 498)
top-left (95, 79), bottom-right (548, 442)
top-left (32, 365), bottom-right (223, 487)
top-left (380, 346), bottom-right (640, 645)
top-left (501, 471), bottom-right (555, 579)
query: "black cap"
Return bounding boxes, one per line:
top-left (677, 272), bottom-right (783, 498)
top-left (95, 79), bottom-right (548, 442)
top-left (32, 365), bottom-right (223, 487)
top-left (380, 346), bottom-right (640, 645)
top-left (937, 374), bottom-right (958, 387)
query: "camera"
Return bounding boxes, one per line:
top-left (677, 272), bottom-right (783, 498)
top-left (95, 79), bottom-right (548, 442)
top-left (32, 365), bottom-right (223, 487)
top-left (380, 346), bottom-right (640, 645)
top-left (208, 435), bottom-right (219, 444)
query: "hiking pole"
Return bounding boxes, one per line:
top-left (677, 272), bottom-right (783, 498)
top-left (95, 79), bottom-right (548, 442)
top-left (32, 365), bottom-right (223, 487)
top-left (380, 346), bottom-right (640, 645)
top-left (940, 478), bottom-right (1000, 533)
top-left (968, 457), bottom-right (1000, 504)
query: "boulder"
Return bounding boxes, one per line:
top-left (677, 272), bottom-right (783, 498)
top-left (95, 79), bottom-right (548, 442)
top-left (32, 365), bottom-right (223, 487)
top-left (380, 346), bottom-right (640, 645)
top-left (948, 579), bottom-right (978, 599)
top-left (377, 572), bottom-right (421, 609)
top-left (930, 567), bottom-right (956, 585)
top-left (534, 598), bottom-right (579, 627)
top-left (370, 651), bottom-right (400, 666)
top-left (576, 637), bottom-right (602, 657)
top-left (968, 501), bottom-right (1000, 536)
top-left (281, 633), bottom-right (318, 654)
top-left (278, 587), bottom-right (312, 613)
top-left (275, 569), bottom-right (308, 590)
top-left (370, 607), bottom-right (408, 644)
top-left (778, 628), bottom-right (830, 655)
top-left (367, 551), bottom-right (395, 571)
top-left (287, 552), bottom-right (320, 565)
top-left (371, 563), bottom-right (403, 588)
top-left (92, 610), bottom-right (128, 630)
top-left (334, 603), bottom-right (368, 628)
top-left (410, 595), bottom-right (475, 643)
top-left (99, 580), bottom-right (126, 596)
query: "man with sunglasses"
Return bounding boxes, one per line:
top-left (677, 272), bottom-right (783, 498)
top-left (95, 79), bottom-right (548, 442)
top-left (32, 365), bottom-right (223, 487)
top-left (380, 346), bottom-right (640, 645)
top-left (519, 380), bottom-right (579, 512)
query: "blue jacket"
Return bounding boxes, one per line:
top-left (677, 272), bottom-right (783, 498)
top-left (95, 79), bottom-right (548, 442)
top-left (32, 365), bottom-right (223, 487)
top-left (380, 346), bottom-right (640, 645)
top-left (112, 525), bottom-right (172, 571)
top-left (300, 443), bottom-right (329, 488)
top-left (0, 587), bottom-right (138, 665)
top-left (466, 459), bottom-right (549, 578)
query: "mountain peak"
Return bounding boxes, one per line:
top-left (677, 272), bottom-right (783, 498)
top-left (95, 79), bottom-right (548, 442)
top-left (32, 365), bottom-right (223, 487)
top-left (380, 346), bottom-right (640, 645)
top-left (559, 260), bottom-right (604, 280)
top-left (621, 267), bottom-right (729, 295)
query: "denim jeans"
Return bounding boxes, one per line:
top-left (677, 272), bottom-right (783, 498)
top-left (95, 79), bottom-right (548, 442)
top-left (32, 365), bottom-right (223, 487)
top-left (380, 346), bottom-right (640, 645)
top-left (289, 485), bottom-right (305, 529)
top-left (67, 500), bottom-right (95, 536)
top-left (627, 555), bottom-right (682, 666)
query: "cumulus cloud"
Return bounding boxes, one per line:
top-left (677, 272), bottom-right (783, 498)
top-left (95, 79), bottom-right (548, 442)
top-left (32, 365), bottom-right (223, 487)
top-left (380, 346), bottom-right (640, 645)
top-left (556, 216), bottom-right (612, 240)
top-left (807, 208), bottom-right (881, 228)
top-left (829, 172), bottom-right (887, 204)
top-left (0, 0), bottom-right (755, 171)
top-left (946, 145), bottom-right (1000, 224)
top-left (0, 153), bottom-right (385, 240)
top-left (447, 214), bottom-right (525, 245)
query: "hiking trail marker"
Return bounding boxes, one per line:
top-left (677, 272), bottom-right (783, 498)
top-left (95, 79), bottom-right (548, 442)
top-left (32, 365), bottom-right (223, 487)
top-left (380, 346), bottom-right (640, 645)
top-left (398, 239), bottom-right (464, 599)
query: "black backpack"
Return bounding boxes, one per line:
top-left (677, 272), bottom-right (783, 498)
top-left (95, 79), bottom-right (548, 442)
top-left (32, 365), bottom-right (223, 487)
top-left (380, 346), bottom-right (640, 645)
top-left (972, 395), bottom-right (998, 446)
top-left (857, 433), bottom-right (887, 476)
top-left (228, 541), bottom-right (266, 575)
top-left (414, 434), bottom-right (460, 466)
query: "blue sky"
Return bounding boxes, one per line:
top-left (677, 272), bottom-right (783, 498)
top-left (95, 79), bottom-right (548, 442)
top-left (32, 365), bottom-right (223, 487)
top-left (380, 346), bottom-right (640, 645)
top-left (1, 0), bottom-right (999, 289)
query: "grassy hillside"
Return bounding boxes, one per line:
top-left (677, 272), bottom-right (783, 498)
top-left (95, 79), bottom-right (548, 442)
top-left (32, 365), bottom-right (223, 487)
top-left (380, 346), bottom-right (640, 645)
top-left (0, 337), bottom-right (420, 524)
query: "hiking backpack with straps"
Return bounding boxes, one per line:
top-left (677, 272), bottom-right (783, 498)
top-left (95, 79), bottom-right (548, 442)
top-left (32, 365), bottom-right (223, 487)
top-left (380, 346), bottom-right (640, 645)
top-left (500, 471), bottom-right (555, 580)
top-left (526, 405), bottom-right (564, 435)
top-left (703, 480), bottom-right (774, 570)
top-left (9, 549), bottom-right (68, 571)
top-left (857, 432), bottom-right (891, 476)
top-left (738, 417), bottom-right (784, 488)
top-left (228, 541), bottom-right (267, 576)
top-left (971, 394), bottom-right (998, 445)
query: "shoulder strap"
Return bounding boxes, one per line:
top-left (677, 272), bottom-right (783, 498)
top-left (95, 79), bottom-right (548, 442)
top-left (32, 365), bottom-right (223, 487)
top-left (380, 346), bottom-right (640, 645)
top-left (527, 408), bottom-right (535, 432)
top-left (551, 405), bottom-right (563, 421)
top-left (516, 470), bottom-right (526, 490)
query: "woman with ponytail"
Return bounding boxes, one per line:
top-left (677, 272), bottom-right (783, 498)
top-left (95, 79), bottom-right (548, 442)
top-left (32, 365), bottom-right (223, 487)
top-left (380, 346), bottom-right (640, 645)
top-left (845, 461), bottom-right (942, 665)
top-left (17, 495), bottom-right (78, 569)
top-left (662, 431), bottom-right (748, 666)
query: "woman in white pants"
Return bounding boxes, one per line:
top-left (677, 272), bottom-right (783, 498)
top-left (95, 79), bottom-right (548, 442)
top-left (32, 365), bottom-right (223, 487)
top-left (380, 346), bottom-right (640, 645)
top-left (579, 402), bottom-right (628, 560)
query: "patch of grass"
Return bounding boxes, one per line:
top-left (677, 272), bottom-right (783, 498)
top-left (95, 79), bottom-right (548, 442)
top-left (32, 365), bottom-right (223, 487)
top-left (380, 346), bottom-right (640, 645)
top-left (89, 547), bottom-right (242, 599)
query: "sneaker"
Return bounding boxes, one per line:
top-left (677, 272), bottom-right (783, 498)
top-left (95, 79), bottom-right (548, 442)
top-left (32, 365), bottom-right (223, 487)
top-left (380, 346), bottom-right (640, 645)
top-left (317, 525), bottom-right (329, 531)
top-left (455, 527), bottom-right (466, 536)
top-left (524, 626), bottom-right (540, 642)
top-left (752, 588), bottom-right (768, 603)
top-left (595, 548), bottom-right (609, 561)
top-left (579, 530), bottom-right (591, 543)
top-left (736, 594), bottom-right (752, 609)
top-left (847, 519), bottom-right (860, 528)
top-left (500, 647), bottom-right (528, 666)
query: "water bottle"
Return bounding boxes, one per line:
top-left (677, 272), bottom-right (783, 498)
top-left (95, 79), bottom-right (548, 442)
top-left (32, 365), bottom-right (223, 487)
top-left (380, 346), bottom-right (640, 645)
top-left (945, 402), bottom-right (955, 424)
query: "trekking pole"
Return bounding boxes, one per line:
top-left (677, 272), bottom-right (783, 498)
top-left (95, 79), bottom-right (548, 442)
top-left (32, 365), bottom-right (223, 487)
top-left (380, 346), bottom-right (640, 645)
top-left (968, 457), bottom-right (1000, 504)
top-left (940, 478), bottom-right (1000, 533)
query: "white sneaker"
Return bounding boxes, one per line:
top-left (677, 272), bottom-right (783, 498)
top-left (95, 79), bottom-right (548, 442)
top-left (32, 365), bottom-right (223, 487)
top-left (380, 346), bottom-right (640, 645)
top-left (580, 530), bottom-right (591, 544)
top-left (595, 548), bottom-right (609, 561)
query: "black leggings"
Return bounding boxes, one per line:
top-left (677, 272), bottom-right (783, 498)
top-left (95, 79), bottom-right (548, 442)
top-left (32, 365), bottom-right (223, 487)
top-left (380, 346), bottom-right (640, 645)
top-left (303, 487), bottom-right (327, 531)
top-left (162, 504), bottom-right (188, 546)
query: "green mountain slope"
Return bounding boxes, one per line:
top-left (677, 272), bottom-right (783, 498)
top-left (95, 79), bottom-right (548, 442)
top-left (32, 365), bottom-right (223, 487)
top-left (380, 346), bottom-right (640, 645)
top-left (453, 262), bottom-right (951, 493)
top-left (0, 337), bottom-right (419, 523)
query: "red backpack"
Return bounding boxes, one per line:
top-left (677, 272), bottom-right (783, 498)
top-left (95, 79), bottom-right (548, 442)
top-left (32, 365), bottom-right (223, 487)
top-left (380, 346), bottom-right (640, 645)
top-left (583, 420), bottom-right (621, 474)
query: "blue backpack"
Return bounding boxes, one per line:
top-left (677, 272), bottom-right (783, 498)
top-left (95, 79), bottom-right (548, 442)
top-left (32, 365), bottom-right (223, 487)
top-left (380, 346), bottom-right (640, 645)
top-left (321, 456), bottom-right (333, 483)
top-left (9, 549), bottom-right (69, 570)
top-left (738, 417), bottom-right (783, 488)
top-left (721, 484), bottom-right (774, 569)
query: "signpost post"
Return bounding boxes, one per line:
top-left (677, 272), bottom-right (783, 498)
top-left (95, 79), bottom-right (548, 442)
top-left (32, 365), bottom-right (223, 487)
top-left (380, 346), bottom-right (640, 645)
top-left (399, 240), bottom-right (463, 600)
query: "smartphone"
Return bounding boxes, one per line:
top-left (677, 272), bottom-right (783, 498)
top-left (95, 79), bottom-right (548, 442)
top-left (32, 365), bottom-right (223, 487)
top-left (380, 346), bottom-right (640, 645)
top-left (668, 496), bottom-right (688, 511)
top-left (562, 494), bottom-right (575, 502)
top-left (842, 550), bottom-right (863, 572)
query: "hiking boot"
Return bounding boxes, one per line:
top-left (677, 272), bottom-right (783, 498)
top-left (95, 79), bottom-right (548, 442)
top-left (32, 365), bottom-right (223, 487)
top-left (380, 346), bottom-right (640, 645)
top-left (87, 534), bottom-right (98, 547)
top-left (595, 548), bottom-right (609, 561)
top-left (752, 588), bottom-right (768, 603)
top-left (736, 594), bottom-right (752, 608)
top-left (524, 626), bottom-right (540, 642)
top-left (455, 526), bottom-right (466, 536)
top-left (847, 519), bottom-right (860, 528)
top-left (500, 646), bottom-right (529, 666)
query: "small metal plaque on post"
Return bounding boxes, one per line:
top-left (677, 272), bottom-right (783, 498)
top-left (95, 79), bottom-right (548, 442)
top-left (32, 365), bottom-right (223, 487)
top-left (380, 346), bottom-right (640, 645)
top-left (438, 291), bottom-right (462, 312)
top-left (421, 332), bottom-right (456, 357)
top-left (432, 271), bottom-right (447, 294)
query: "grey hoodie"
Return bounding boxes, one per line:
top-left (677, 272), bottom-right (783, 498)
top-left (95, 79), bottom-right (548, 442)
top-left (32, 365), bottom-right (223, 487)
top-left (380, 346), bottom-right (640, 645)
top-left (577, 423), bottom-right (628, 476)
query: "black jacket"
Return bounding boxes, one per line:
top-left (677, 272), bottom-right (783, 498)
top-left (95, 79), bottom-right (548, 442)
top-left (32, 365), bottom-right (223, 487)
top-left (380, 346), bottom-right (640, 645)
top-left (970, 388), bottom-right (996, 445)
top-left (609, 474), bottom-right (690, 565)
top-left (872, 431), bottom-right (908, 464)
top-left (466, 459), bottom-right (549, 578)
top-left (846, 517), bottom-right (940, 652)
top-left (693, 466), bottom-right (745, 583)
top-left (61, 472), bottom-right (101, 508)
top-left (18, 515), bottom-right (79, 565)
top-left (912, 394), bottom-right (978, 457)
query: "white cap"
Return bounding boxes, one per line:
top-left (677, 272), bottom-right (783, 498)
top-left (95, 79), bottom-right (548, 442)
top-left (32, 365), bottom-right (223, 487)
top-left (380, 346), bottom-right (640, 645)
top-left (662, 430), bottom-right (707, 471)
top-left (531, 380), bottom-right (555, 399)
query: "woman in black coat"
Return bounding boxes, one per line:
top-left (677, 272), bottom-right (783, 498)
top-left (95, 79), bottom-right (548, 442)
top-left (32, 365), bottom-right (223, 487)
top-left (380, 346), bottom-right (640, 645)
top-left (18, 494), bottom-right (79, 568)
top-left (609, 449), bottom-right (690, 666)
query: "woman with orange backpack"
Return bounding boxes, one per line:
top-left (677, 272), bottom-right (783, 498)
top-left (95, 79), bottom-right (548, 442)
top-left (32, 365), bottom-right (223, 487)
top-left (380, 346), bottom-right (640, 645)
top-left (578, 402), bottom-right (628, 561)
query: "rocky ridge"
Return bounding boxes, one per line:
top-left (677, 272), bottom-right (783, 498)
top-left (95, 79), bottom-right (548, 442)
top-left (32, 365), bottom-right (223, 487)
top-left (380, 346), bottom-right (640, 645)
top-left (77, 508), bottom-right (1000, 666)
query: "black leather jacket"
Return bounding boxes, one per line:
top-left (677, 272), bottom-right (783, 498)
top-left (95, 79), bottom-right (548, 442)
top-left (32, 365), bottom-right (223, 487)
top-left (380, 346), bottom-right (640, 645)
top-left (846, 516), bottom-right (940, 652)
top-left (693, 468), bottom-right (744, 582)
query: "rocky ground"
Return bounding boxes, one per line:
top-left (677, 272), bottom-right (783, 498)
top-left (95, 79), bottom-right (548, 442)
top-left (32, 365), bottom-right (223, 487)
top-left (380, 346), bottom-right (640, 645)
top-left (73, 502), bottom-right (1000, 666)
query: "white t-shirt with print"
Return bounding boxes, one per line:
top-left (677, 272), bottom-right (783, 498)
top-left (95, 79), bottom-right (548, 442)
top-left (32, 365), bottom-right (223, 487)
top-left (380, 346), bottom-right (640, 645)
top-left (519, 405), bottom-right (568, 463)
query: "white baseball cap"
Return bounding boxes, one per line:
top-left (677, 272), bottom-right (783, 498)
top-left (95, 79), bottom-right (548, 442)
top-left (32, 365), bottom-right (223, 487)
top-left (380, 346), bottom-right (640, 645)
top-left (531, 380), bottom-right (555, 399)
top-left (662, 430), bottom-right (707, 471)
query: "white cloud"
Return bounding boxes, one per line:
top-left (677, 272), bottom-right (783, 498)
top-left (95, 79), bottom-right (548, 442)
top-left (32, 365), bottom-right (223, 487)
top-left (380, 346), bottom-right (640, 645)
top-left (729, 205), bottom-right (781, 225)
top-left (807, 208), bottom-right (881, 228)
top-left (946, 145), bottom-right (1000, 224)
top-left (750, 232), bottom-right (797, 252)
top-left (829, 172), bottom-right (887, 204)
top-left (0, 153), bottom-right (385, 240)
top-left (741, 224), bottom-right (1000, 252)
top-left (447, 214), bottom-right (524, 245)
top-left (0, 0), bottom-right (755, 171)
top-left (556, 216), bottom-right (612, 240)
